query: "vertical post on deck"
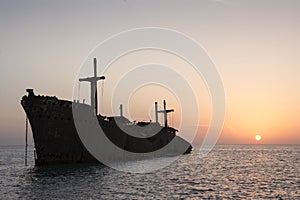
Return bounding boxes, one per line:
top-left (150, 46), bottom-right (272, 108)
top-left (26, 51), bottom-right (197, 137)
top-left (155, 102), bottom-right (158, 123)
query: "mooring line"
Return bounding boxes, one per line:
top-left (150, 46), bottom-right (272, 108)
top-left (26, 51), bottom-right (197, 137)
top-left (25, 116), bottom-right (28, 166)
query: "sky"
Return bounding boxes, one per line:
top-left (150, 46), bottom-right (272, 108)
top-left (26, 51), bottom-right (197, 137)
top-left (0, 0), bottom-right (299, 145)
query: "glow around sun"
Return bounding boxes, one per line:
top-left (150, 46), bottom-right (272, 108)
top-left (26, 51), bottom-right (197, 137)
top-left (255, 134), bottom-right (262, 141)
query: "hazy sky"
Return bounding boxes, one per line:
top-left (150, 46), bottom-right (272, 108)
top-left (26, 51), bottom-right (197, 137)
top-left (0, 0), bottom-right (299, 145)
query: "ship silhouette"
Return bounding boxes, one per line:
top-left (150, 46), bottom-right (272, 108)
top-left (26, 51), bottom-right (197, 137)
top-left (21, 58), bottom-right (192, 165)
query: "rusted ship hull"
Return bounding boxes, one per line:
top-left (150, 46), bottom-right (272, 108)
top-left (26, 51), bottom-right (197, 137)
top-left (21, 91), bottom-right (192, 166)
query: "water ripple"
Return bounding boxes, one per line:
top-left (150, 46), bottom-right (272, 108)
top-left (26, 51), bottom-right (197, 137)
top-left (0, 145), bottom-right (299, 199)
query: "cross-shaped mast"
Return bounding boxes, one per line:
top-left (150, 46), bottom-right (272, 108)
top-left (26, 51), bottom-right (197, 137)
top-left (79, 58), bottom-right (105, 115)
top-left (155, 100), bottom-right (174, 127)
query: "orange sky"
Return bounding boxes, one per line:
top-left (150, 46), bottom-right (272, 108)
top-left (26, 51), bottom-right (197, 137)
top-left (0, 0), bottom-right (299, 145)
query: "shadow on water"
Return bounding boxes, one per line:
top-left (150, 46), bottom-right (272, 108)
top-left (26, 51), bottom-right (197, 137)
top-left (29, 163), bottom-right (109, 177)
top-left (18, 163), bottom-right (116, 199)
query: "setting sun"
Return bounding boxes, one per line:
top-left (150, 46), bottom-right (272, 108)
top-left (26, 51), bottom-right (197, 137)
top-left (255, 135), bottom-right (262, 141)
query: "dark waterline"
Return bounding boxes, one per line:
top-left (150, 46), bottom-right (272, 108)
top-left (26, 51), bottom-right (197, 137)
top-left (0, 144), bottom-right (299, 199)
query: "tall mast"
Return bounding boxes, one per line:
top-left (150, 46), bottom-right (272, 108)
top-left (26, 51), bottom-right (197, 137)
top-left (94, 58), bottom-right (98, 115)
top-left (156, 100), bottom-right (174, 127)
top-left (163, 100), bottom-right (167, 127)
top-left (79, 58), bottom-right (105, 115)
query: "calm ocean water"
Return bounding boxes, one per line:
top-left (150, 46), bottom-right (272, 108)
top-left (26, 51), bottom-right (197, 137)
top-left (0, 145), bottom-right (299, 199)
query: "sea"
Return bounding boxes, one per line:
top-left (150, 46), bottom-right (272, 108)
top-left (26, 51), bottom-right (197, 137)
top-left (0, 145), bottom-right (299, 199)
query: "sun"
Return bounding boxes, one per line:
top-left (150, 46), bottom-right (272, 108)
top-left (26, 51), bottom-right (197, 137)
top-left (255, 134), bottom-right (262, 141)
